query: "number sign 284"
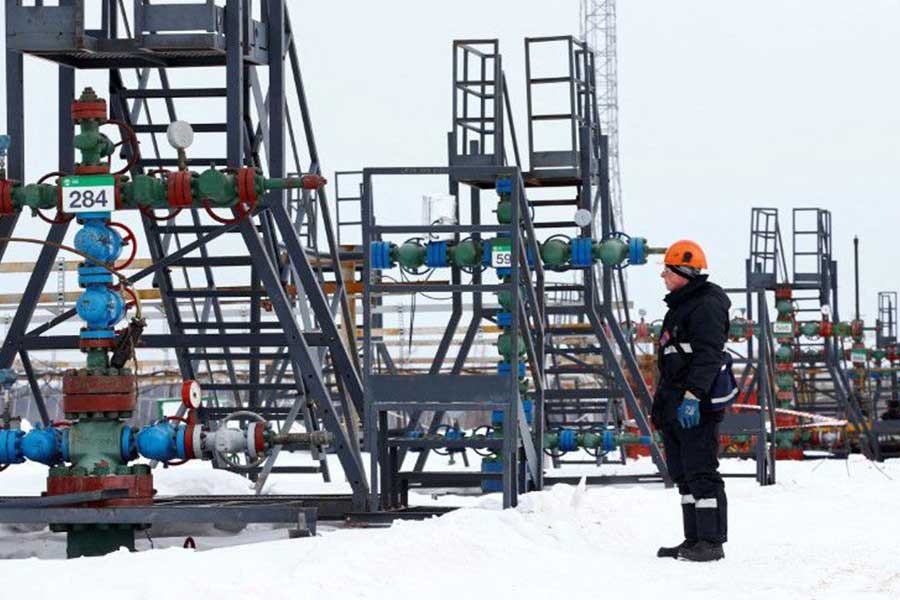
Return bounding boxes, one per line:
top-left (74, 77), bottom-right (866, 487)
top-left (61, 175), bottom-right (115, 214)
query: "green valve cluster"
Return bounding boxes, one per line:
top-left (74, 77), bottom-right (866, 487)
top-left (772, 287), bottom-right (796, 408)
top-left (728, 315), bottom-right (754, 342)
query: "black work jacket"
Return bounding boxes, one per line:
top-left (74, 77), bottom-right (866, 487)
top-left (651, 276), bottom-right (731, 426)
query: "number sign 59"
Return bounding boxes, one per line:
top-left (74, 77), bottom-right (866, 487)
top-left (61, 175), bottom-right (115, 214)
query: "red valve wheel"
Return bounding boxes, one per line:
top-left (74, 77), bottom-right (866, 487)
top-left (106, 221), bottom-right (138, 270)
top-left (202, 198), bottom-right (254, 225)
top-left (140, 204), bottom-right (182, 222)
top-left (116, 285), bottom-right (139, 313)
top-left (104, 118), bottom-right (141, 176)
top-left (33, 171), bottom-right (75, 225)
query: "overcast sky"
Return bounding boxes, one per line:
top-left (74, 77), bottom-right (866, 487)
top-left (3, 0), bottom-right (899, 327)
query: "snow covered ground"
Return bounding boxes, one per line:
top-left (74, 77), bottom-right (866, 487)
top-left (2, 455), bottom-right (899, 599)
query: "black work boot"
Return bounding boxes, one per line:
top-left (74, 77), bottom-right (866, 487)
top-left (657, 495), bottom-right (698, 558)
top-left (678, 540), bottom-right (724, 562)
top-left (679, 494), bottom-right (726, 561)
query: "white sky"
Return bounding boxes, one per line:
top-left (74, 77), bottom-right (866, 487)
top-left (2, 0), bottom-right (899, 328)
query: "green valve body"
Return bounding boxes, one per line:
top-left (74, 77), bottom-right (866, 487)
top-left (12, 183), bottom-right (58, 211)
top-left (496, 199), bottom-right (512, 224)
top-left (729, 318), bottom-right (751, 340)
top-left (593, 237), bottom-right (629, 266)
top-left (775, 299), bottom-right (793, 317)
top-left (449, 240), bottom-right (480, 267)
top-left (66, 420), bottom-right (129, 474)
top-left (833, 322), bottom-right (852, 337)
top-left (776, 372), bottom-right (794, 391)
top-left (540, 238), bottom-right (570, 267)
top-left (799, 321), bottom-right (820, 337)
top-left (395, 242), bottom-right (427, 270)
top-left (124, 174), bottom-right (168, 208)
top-left (497, 332), bottom-right (526, 361)
top-left (775, 344), bottom-right (794, 363)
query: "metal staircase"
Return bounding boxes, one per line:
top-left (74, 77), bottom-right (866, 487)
top-left (523, 36), bottom-right (668, 483)
top-left (0, 1), bottom-right (369, 507)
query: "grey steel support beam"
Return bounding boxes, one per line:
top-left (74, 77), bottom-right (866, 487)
top-left (238, 214), bottom-right (369, 508)
top-left (0, 58), bottom-right (75, 368)
top-left (0, 5), bottom-right (24, 263)
top-left (268, 200), bottom-right (365, 414)
top-left (18, 351), bottom-right (50, 426)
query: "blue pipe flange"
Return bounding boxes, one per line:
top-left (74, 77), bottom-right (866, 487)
top-left (495, 178), bottom-right (513, 194)
top-left (481, 240), bottom-right (492, 267)
top-left (521, 399), bottom-right (534, 425)
top-left (370, 241), bottom-right (395, 270)
top-left (0, 429), bottom-right (25, 464)
top-left (21, 426), bottom-right (67, 466)
top-left (602, 430), bottom-right (616, 453)
top-left (629, 237), bottom-right (647, 266)
top-left (496, 311), bottom-right (513, 328)
top-left (559, 428), bottom-right (578, 453)
top-left (175, 424), bottom-right (190, 460)
top-left (77, 265), bottom-right (114, 286)
top-left (570, 237), bottom-right (593, 267)
top-left (497, 361), bottom-right (526, 378)
top-left (73, 219), bottom-right (123, 264)
top-left (120, 426), bottom-right (137, 462)
top-left (426, 240), bottom-right (448, 268)
top-left (526, 244), bottom-right (537, 267)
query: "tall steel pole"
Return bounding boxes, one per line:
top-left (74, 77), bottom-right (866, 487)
top-left (580, 0), bottom-right (623, 229)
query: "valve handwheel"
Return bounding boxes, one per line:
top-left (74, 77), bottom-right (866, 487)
top-left (471, 425), bottom-right (496, 457)
top-left (104, 118), bottom-right (141, 176)
top-left (34, 171), bottom-right (75, 225)
top-left (106, 221), bottom-right (138, 270)
top-left (216, 410), bottom-right (268, 471)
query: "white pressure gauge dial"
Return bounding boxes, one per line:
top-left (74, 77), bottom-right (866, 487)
top-left (167, 120), bottom-right (195, 150)
top-left (574, 209), bottom-right (592, 228)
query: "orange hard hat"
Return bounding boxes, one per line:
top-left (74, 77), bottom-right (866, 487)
top-left (664, 240), bottom-right (708, 270)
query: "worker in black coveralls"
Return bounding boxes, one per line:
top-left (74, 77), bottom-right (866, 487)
top-left (652, 240), bottom-right (737, 562)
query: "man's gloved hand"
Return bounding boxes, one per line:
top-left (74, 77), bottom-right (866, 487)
top-left (677, 393), bottom-right (700, 429)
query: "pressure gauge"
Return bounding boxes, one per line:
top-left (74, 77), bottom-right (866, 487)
top-left (167, 120), bottom-right (195, 150)
top-left (574, 209), bottom-right (592, 228)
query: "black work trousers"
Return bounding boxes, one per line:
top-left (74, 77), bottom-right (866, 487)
top-left (660, 415), bottom-right (723, 499)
